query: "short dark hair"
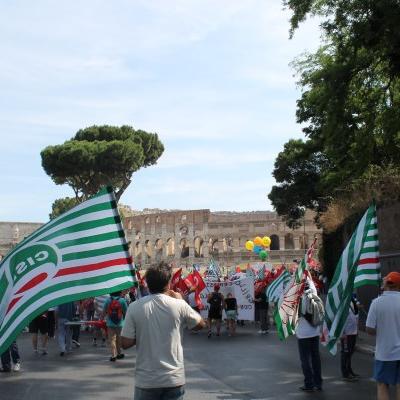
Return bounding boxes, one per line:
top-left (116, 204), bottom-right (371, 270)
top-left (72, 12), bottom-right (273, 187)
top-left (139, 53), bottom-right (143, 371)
top-left (145, 262), bottom-right (172, 294)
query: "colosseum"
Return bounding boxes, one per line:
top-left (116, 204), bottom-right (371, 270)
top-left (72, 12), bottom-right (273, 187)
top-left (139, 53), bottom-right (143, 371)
top-left (0, 208), bottom-right (321, 270)
top-left (122, 208), bottom-right (322, 269)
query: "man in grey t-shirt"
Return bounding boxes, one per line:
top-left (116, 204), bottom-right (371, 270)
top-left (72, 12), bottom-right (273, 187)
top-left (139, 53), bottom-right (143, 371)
top-left (121, 262), bottom-right (206, 400)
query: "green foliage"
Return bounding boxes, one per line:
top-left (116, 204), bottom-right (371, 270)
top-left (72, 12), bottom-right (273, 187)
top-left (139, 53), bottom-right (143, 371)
top-left (270, 1), bottom-right (400, 226)
top-left (49, 197), bottom-right (79, 220)
top-left (41, 125), bottom-right (164, 202)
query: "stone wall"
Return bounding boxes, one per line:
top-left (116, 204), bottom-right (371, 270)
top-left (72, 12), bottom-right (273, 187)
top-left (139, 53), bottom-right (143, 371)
top-left (0, 209), bottom-right (323, 268)
top-left (0, 222), bottom-right (43, 259)
top-left (123, 209), bottom-right (322, 268)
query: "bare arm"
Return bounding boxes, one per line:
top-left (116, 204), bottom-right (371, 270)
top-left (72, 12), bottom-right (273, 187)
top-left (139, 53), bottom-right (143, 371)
top-left (191, 318), bottom-right (206, 331)
top-left (121, 336), bottom-right (136, 349)
top-left (366, 327), bottom-right (376, 336)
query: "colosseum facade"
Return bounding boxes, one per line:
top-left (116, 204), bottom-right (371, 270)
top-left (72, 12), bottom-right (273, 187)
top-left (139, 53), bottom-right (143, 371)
top-left (123, 208), bottom-right (321, 269)
top-left (0, 209), bottom-right (321, 269)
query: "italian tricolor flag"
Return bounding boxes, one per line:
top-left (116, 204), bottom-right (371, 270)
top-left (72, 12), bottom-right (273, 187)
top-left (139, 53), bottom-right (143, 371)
top-left (0, 187), bottom-right (136, 354)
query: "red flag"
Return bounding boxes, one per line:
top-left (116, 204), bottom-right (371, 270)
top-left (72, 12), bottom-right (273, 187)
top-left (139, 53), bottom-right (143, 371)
top-left (170, 268), bottom-right (183, 291)
top-left (136, 270), bottom-right (145, 287)
top-left (170, 268), bottom-right (190, 296)
top-left (185, 270), bottom-right (206, 309)
top-left (175, 278), bottom-right (190, 296)
top-left (192, 269), bottom-right (206, 293)
top-left (184, 270), bottom-right (206, 292)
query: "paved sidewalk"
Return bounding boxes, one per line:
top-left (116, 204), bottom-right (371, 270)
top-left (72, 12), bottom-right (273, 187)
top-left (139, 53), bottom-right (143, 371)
top-left (355, 330), bottom-right (375, 356)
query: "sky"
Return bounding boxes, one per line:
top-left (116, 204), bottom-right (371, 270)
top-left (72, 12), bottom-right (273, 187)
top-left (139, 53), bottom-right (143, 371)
top-left (0, 0), bottom-right (321, 222)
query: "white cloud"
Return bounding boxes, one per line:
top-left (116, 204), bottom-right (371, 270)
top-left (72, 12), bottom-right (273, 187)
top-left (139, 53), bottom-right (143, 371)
top-left (0, 1), bottom-right (322, 221)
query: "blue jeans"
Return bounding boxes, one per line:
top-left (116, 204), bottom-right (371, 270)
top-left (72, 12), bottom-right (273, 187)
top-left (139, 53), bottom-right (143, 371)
top-left (297, 336), bottom-right (322, 389)
top-left (1, 341), bottom-right (20, 370)
top-left (134, 386), bottom-right (185, 400)
top-left (57, 318), bottom-right (73, 352)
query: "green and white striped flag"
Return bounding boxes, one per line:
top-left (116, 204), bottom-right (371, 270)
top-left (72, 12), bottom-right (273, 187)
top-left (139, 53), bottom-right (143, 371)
top-left (256, 265), bottom-right (266, 281)
top-left (207, 257), bottom-right (221, 279)
top-left (0, 187), bottom-right (135, 354)
top-left (266, 269), bottom-right (291, 303)
top-left (274, 275), bottom-right (303, 340)
top-left (323, 204), bottom-right (380, 354)
top-left (274, 237), bottom-right (318, 340)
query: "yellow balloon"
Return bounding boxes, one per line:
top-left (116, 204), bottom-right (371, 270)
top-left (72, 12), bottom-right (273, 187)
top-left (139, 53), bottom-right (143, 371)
top-left (254, 236), bottom-right (263, 246)
top-left (262, 236), bottom-right (271, 247)
top-left (245, 240), bottom-right (254, 251)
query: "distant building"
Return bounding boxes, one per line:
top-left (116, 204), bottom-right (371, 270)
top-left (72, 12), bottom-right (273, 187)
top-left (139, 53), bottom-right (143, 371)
top-left (0, 222), bottom-right (43, 259)
top-left (123, 209), bottom-right (322, 268)
top-left (0, 209), bottom-right (322, 268)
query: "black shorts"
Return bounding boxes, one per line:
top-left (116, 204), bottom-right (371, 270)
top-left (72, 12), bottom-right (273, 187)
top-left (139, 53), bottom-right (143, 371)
top-left (47, 310), bottom-right (56, 338)
top-left (29, 315), bottom-right (49, 334)
top-left (208, 309), bottom-right (222, 320)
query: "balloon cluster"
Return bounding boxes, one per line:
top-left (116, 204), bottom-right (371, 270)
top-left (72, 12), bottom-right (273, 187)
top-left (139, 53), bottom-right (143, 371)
top-left (245, 236), bottom-right (271, 261)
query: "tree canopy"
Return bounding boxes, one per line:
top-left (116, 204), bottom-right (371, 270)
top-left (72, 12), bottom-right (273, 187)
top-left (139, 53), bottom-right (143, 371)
top-left (269, 1), bottom-right (400, 227)
top-left (41, 125), bottom-right (164, 202)
top-left (49, 197), bottom-right (79, 220)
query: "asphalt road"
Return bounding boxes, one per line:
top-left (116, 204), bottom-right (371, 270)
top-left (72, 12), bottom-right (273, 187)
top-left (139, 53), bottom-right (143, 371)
top-left (1, 325), bottom-right (376, 400)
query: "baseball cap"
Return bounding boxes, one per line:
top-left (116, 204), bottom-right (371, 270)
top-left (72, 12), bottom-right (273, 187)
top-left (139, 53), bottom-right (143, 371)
top-left (385, 272), bottom-right (400, 286)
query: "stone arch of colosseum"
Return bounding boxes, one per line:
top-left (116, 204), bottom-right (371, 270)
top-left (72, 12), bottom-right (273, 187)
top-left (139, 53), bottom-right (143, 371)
top-left (121, 209), bottom-right (322, 267)
top-left (194, 236), bottom-right (204, 258)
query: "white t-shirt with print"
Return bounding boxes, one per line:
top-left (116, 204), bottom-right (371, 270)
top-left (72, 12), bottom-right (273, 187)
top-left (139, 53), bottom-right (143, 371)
top-left (121, 293), bottom-right (202, 389)
top-left (296, 316), bottom-right (321, 339)
top-left (366, 291), bottom-right (400, 361)
top-left (343, 308), bottom-right (359, 335)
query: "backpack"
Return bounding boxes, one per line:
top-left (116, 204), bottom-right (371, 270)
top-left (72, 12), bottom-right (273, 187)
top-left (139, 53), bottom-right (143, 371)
top-left (208, 292), bottom-right (222, 310)
top-left (107, 298), bottom-right (123, 324)
top-left (300, 290), bottom-right (325, 327)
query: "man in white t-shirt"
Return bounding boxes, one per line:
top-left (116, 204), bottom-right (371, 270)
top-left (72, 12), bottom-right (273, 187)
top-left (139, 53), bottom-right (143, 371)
top-left (296, 283), bottom-right (322, 392)
top-left (366, 271), bottom-right (400, 400)
top-left (121, 262), bottom-right (206, 400)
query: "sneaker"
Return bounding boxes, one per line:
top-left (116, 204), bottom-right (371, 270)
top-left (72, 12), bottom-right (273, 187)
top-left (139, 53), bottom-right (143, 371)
top-left (350, 372), bottom-right (360, 378)
top-left (315, 387), bottom-right (323, 391)
top-left (299, 386), bottom-right (314, 392)
top-left (60, 352), bottom-right (65, 357)
top-left (13, 363), bottom-right (21, 372)
top-left (116, 353), bottom-right (125, 359)
top-left (257, 330), bottom-right (263, 334)
top-left (42, 350), bottom-right (48, 355)
top-left (0, 367), bottom-right (11, 373)
top-left (92, 339), bottom-right (97, 347)
top-left (109, 357), bottom-right (116, 362)
top-left (72, 340), bottom-right (80, 348)
top-left (343, 376), bottom-right (357, 382)
top-left (207, 331), bottom-right (211, 338)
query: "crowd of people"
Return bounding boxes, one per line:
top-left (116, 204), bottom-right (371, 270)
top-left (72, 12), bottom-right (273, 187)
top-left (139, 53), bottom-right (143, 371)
top-left (1, 264), bottom-right (399, 400)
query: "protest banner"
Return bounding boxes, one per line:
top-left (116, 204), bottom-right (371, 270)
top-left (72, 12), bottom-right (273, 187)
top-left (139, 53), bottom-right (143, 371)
top-left (199, 277), bottom-right (254, 320)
